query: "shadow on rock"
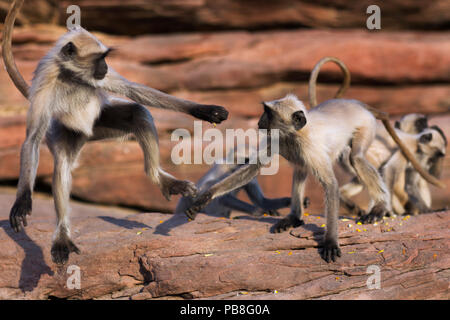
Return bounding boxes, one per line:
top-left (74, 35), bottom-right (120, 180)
top-left (0, 220), bottom-right (54, 292)
top-left (98, 216), bottom-right (152, 230)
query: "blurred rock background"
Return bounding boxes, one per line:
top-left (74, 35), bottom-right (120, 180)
top-left (0, 0), bottom-right (449, 214)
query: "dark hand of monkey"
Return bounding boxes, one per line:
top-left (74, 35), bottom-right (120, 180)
top-left (271, 214), bottom-right (305, 233)
top-left (189, 105), bottom-right (229, 124)
top-left (358, 203), bottom-right (388, 224)
top-left (185, 191), bottom-right (213, 220)
top-left (10, 189), bottom-right (32, 232)
top-left (320, 237), bottom-right (342, 263)
top-left (161, 180), bottom-right (197, 201)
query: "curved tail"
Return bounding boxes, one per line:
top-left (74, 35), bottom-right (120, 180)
top-left (364, 104), bottom-right (446, 189)
top-left (2, 0), bottom-right (29, 99)
top-left (308, 56), bottom-right (350, 108)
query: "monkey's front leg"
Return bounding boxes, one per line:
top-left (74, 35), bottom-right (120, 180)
top-left (272, 167), bottom-right (307, 233)
top-left (10, 111), bottom-right (50, 232)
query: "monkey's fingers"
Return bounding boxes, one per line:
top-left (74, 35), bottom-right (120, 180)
top-left (267, 209), bottom-right (281, 216)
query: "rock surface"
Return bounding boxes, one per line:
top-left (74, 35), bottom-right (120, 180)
top-left (0, 190), bottom-right (448, 300)
top-left (1, 0), bottom-right (449, 34)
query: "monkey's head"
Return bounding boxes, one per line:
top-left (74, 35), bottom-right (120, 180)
top-left (258, 94), bottom-right (308, 136)
top-left (55, 26), bottom-right (112, 83)
top-left (395, 113), bottom-right (428, 134)
top-left (417, 126), bottom-right (447, 178)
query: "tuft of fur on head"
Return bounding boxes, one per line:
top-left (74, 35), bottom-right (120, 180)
top-left (265, 94), bottom-right (307, 120)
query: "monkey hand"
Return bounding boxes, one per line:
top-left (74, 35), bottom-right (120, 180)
top-left (358, 203), bottom-right (388, 224)
top-left (161, 178), bottom-right (197, 201)
top-left (271, 214), bottom-right (304, 233)
top-left (185, 191), bottom-right (213, 220)
top-left (320, 236), bottom-right (341, 263)
top-left (189, 105), bottom-right (229, 124)
top-left (10, 191), bottom-right (32, 232)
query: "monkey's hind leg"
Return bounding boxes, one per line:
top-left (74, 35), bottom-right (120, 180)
top-left (92, 101), bottom-right (197, 201)
top-left (47, 123), bottom-right (86, 264)
top-left (339, 178), bottom-right (365, 216)
top-left (350, 130), bottom-right (391, 224)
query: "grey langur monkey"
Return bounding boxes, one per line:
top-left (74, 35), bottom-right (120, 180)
top-left (2, 0), bottom-right (228, 264)
top-left (183, 57), bottom-right (444, 262)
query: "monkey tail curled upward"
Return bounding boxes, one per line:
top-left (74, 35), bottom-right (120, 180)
top-left (308, 56), bottom-right (351, 108)
top-left (2, 0), bottom-right (29, 99)
top-left (308, 56), bottom-right (445, 189)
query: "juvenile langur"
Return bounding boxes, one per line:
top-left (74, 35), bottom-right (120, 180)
top-left (175, 148), bottom-right (310, 218)
top-left (382, 127), bottom-right (447, 215)
top-left (3, 0), bottom-right (228, 264)
top-left (339, 113), bottom-right (431, 215)
top-left (185, 58), bottom-right (445, 262)
top-left (308, 58), bottom-right (447, 216)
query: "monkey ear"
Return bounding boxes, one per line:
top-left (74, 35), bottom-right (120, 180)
top-left (61, 42), bottom-right (77, 57)
top-left (394, 120), bottom-right (400, 129)
top-left (262, 102), bottom-right (273, 119)
top-left (292, 110), bottom-right (307, 130)
top-left (419, 132), bottom-right (432, 144)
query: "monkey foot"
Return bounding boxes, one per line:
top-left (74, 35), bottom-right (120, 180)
top-left (358, 203), bottom-right (388, 224)
top-left (161, 179), bottom-right (197, 201)
top-left (10, 191), bottom-right (32, 232)
top-left (320, 238), bottom-right (341, 263)
top-left (271, 215), bottom-right (304, 233)
top-left (51, 236), bottom-right (81, 265)
top-left (185, 191), bottom-right (213, 220)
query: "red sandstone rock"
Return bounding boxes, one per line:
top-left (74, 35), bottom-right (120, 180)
top-left (0, 191), bottom-right (448, 299)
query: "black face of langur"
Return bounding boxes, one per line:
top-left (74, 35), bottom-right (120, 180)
top-left (427, 125), bottom-right (447, 178)
top-left (395, 114), bottom-right (428, 134)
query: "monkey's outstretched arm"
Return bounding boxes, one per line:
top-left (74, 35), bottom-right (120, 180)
top-left (100, 69), bottom-right (228, 124)
top-left (185, 163), bottom-right (261, 220)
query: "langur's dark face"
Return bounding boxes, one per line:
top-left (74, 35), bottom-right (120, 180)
top-left (93, 55), bottom-right (108, 79)
top-left (414, 116), bottom-right (428, 133)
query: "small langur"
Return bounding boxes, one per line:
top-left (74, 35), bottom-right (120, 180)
top-left (184, 58), bottom-right (445, 262)
top-left (382, 127), bottom-right (447, 215)
top-left (339, 113), bottom-right (431, 215)
top-left (2, 0), bottom-right (228, 264)
top-left (175, 148), bottom-right (310, 218)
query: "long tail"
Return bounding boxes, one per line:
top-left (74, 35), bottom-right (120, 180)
top-left (2, 0), bottom-right (29, 99)
top-left (364, 104), bottom-right (446, 189)
top-left (308, 56), bottom-right (350, 108)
